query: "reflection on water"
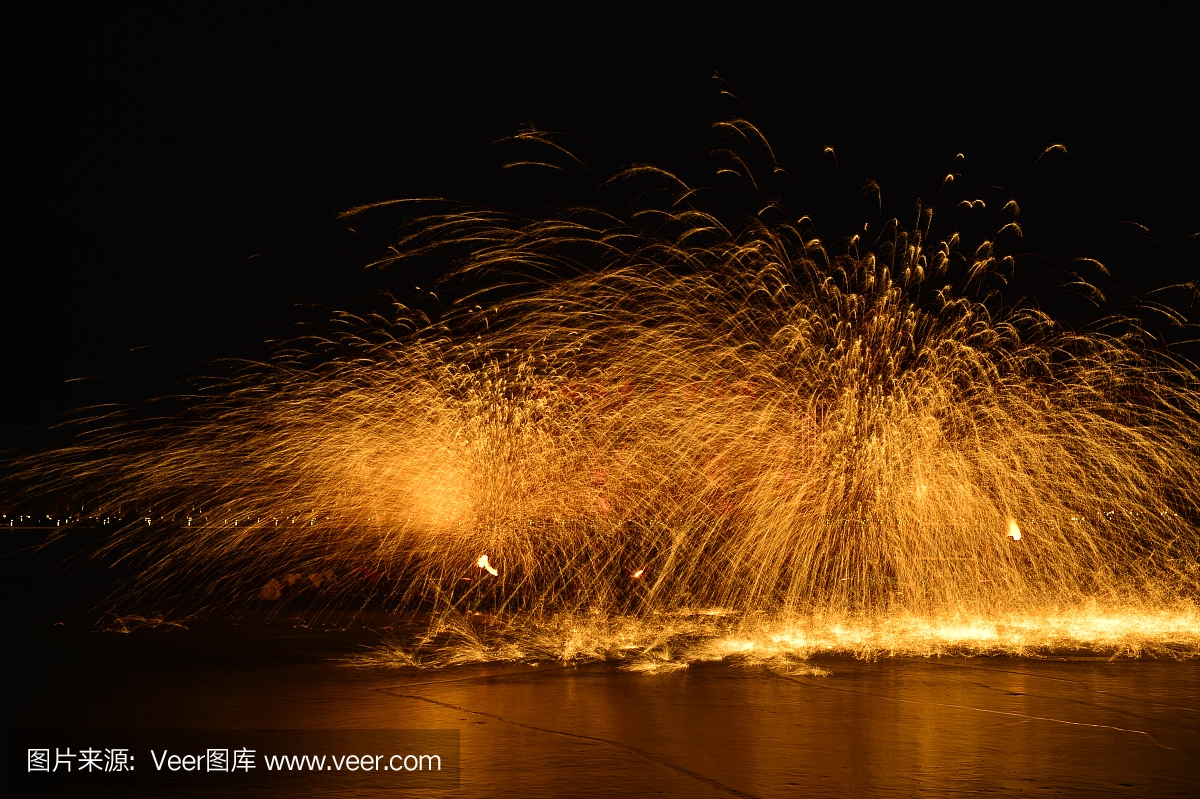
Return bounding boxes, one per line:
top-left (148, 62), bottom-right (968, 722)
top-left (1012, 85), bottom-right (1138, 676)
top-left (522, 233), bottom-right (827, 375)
top-left (8, 617), bottom-right (1198, 798)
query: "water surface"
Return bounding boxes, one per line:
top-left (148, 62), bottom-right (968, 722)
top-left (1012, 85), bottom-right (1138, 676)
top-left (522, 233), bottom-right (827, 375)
top-left (7, 617), bottom-right (1197, 797)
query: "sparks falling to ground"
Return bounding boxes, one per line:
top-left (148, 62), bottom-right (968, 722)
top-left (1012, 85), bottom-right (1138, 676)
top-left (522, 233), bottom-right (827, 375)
top-left (22, 120), bottom-right (1200, 665)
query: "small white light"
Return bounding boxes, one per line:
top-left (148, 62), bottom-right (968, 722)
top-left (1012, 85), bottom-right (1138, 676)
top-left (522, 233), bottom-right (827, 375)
top-left (1006, 519), bottom-right (1022, 541)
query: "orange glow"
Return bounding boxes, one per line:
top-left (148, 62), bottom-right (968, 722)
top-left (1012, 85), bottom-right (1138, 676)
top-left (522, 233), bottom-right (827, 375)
top-left (356, 605), bottom-right (1200, 669)
top-left (1006, 519), bottom-right (1022, 541)
top-left (29, 119), bottom-right (1200, 660)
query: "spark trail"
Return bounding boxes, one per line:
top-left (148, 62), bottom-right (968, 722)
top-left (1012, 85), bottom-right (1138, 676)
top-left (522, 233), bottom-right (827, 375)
top-left (22, 121), bottom-right (1200, 664)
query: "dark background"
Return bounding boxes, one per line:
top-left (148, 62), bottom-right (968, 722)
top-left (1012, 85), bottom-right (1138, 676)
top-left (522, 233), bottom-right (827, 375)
top-left (5, 7), bottom-right (1197, 453)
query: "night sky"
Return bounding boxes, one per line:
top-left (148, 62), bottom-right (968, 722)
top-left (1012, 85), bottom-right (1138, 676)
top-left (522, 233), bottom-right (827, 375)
top-left (4, 18), bottom-right (1197, 793)
top-left (6, 8), bottom-right (1196, 453)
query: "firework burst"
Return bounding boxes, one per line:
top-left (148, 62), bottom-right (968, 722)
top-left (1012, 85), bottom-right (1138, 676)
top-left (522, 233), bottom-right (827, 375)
top-left (21, 121), bottom-right (1200, 663)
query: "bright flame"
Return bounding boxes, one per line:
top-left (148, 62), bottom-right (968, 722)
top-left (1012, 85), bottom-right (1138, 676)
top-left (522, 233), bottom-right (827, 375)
top-left (477, 554), bottom-right (499, 576)
top-left (1007, 519), bottom-right (1022, 541)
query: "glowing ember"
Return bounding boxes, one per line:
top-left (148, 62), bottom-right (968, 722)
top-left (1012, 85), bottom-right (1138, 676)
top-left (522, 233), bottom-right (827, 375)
top-left (1006, 519), bottom-right (1022, 541)
top-left (477, 555), bottom-right (498, 577)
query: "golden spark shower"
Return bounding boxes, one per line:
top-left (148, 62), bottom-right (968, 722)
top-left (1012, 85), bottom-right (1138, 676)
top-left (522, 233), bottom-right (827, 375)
top-left (26, 121), bottom-right (1200, 666)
